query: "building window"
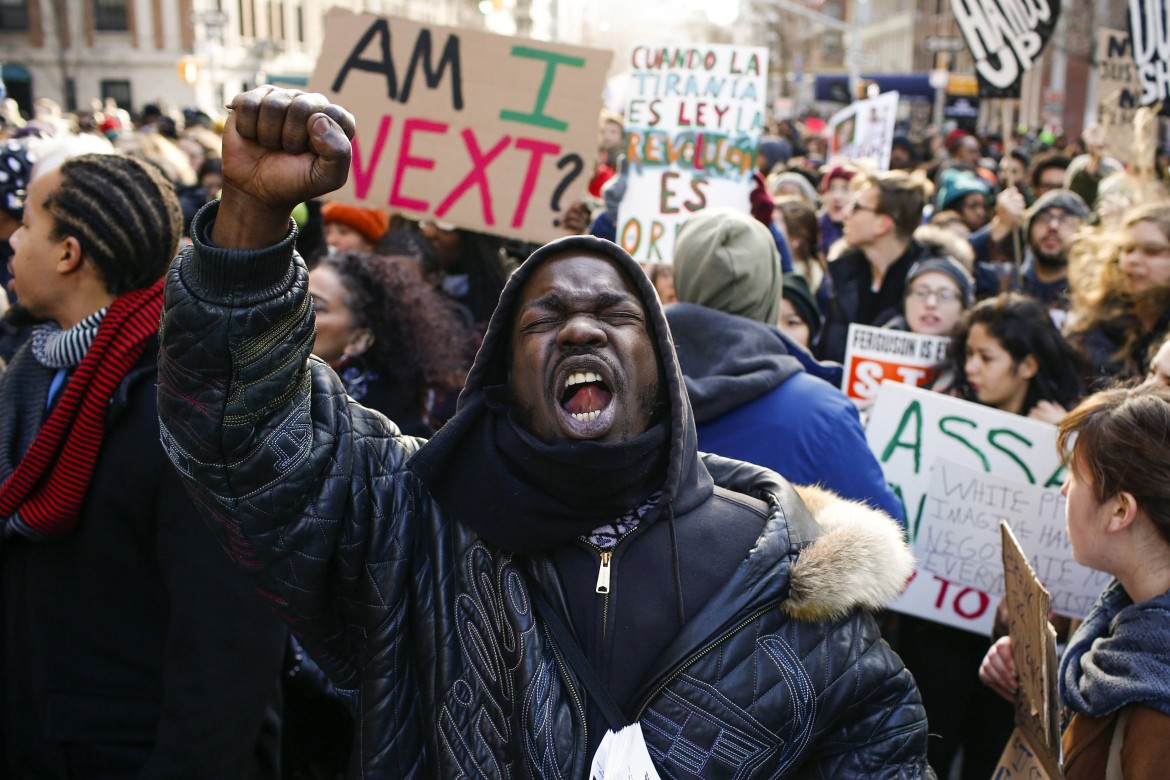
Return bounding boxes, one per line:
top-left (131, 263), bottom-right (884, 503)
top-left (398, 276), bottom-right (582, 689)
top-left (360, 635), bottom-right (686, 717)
top-left (238, 0), bottom-right (253, 39)
top-left (293, 4), bottom-right (303, 44)
top-left (271, 1), bottom-right (283, 42)
top-left (101, 79), bottom-right (132, 111)
top-left (0, 0), bottom-right (29, 31)
top-left (94, 0), bottom-right (129, 32)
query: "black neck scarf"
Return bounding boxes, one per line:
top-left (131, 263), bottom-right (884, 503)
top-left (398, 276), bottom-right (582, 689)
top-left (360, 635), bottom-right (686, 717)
top-left (408, 386), bottom-right (668, 554)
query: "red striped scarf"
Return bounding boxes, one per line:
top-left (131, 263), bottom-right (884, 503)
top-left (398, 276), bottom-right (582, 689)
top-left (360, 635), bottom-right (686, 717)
top-left (0, 278), bottom-right (164, 540)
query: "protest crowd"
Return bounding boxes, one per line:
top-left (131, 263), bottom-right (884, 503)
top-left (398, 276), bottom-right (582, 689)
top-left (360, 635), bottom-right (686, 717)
top-left (4, 11), bottom-right (1170, 780)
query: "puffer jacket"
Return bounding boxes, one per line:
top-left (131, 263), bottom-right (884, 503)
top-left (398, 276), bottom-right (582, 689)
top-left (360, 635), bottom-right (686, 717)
top-left (157, 202), bottom-right (930, 778)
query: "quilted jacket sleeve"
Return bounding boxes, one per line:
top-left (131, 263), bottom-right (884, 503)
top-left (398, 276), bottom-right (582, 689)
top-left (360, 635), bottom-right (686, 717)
top-left (156, 202), bottom-right (425, 687)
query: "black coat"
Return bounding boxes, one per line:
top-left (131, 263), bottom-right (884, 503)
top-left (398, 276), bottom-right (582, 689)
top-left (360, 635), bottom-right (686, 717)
top-left (157, 206), bottom-right (930, 778)
top-left (816, 240), bottom-right (929, 363)
top-left (0, 338), bottom-right (287, 779)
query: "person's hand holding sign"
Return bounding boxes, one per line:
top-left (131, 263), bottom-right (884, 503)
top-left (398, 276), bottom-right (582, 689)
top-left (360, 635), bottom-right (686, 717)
top-left (213, 86), bottom-right (356, 250)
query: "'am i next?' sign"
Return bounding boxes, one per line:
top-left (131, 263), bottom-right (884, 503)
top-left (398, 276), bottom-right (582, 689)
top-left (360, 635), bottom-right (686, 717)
top-left (308, 11), bottom-right (611, 244)
top-left (618, 43), bottom-right (768, 263)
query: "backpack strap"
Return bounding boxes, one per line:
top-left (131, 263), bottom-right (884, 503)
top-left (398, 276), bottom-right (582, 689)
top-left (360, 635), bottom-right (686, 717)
top-left (1105, 706), bottom-right (1134, 780)
top-left (531, 588), bottom-right (632, 732)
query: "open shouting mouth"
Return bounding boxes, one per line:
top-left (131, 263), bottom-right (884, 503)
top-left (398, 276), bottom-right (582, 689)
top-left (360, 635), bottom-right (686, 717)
top-left (555, 360), bottom-right (617, 439)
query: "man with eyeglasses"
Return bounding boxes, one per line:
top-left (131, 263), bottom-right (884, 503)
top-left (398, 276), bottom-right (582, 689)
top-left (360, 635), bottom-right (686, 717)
top-left (974, 189), bottom-right (1090, 325)
top-left (816, 170), bottom-right (931, 363)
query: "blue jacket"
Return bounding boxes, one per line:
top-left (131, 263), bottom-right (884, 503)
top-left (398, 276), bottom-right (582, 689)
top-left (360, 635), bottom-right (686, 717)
top-left (667, 303), bottom-right (905, 525)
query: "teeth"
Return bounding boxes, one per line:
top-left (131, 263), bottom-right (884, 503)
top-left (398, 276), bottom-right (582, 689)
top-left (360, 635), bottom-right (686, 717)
top-left (566, 371), bottom-right (600, 388)
top-left (570, 410), bottom-right (601, 422)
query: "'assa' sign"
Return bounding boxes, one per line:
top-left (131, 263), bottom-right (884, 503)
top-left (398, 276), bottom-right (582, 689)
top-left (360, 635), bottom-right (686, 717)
top-left (951, 0), bottom-right (1062, 98)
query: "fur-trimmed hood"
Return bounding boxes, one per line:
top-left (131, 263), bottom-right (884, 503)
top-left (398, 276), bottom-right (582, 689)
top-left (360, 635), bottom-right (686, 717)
top-left (703, 452), bottom-right (913, 622)
top-left (784, 484), bottom-right (914, 621)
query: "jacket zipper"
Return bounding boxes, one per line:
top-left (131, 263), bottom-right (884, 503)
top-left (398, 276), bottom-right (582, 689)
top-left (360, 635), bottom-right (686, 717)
top-left (542, 620), bottom-right (588, 752)
top-left (583, 526), bottom-right (640, 651)
top-left (633, 604), bottom-right (776, 720)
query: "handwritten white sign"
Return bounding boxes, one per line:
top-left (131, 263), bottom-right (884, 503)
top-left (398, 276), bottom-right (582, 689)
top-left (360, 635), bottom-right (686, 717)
top-left (866, 382), bottom-right (1066, 634)
top-left (918, 460), bottom-right (1111, 619)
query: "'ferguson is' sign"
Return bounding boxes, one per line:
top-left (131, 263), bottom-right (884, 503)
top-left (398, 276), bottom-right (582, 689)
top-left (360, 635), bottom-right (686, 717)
top-left (950, 0), bottom-right (1062, 98)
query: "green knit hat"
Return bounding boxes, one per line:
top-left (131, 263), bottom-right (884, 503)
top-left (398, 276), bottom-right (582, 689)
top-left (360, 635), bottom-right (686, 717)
top-left (672, 207), bottom-right (781, 325)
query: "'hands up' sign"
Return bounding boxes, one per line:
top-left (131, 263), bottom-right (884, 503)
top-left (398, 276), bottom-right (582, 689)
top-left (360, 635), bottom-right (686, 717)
top-left (950, 0), bottom-right (1062, 98)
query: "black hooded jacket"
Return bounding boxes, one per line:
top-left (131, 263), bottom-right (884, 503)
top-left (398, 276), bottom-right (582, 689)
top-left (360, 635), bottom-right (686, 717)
top-left (158, 202), bottom-right (929, 778)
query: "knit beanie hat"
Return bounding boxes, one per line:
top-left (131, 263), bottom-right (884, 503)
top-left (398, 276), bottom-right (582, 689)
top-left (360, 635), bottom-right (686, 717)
top-left (819, 164), bottom-right (855, 193)
top-left (905, 254), bottom-right (975, 307)
top-left (935, 168), bottom-right (990, 211)
top-left (1025, 188), bottom-right (1091, 233)
top-left (0, 139), bottom-right (37, 219)
top-left (758, 136), bottom-right (792, 173)
top-left (771, 172), bottom-right (819, 205)
top-left (320, 201), bottom-right (390, 244)
top-left (750, 171), bottom-right (774, 226)
top-left (781, 272), bottom-right (822, 340)
top-left (672, 207), bottom-right (781, 325)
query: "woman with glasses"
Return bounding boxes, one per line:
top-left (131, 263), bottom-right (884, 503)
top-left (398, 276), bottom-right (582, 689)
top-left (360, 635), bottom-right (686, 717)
top-left (1068, 202), bottom-right (1170, 386)
top-left (887, 255), bottom-right (973, 336)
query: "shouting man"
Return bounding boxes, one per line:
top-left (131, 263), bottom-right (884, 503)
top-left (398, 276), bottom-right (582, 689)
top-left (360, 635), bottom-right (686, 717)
top-left (158, 87), bottom-right (929, 778)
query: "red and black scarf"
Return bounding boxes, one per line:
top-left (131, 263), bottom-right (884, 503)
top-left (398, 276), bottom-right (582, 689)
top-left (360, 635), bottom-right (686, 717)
top-left (0, 278), bottom-right (164, 541)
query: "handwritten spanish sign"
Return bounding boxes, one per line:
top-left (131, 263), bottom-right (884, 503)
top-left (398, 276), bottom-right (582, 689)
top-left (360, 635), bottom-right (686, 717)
top-left (994, 522), bottom-right (1062, 779)
top-left (842, 324), bottom-right (950, 405)
top-left (825, 91), bottom-right (899, 171)
top-left (950, 0), bottom-right (1062, 98)
top-left (918, 461), bottom-right (1110, 618)
top-left (618, 43), bottom-right (768, 263)
top-left (866, 382), bottom-right (1065, 634)
top-left (307, 10), bottom-right (612, 244)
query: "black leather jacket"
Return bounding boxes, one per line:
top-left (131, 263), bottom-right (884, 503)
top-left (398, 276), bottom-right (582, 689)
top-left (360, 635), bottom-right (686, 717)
top-left (158, 204), bottom-right (929, 778)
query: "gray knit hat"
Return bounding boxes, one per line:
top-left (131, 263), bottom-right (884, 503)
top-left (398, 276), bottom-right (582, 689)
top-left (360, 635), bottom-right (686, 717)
top-left (1025, 188), bottom-right (1091, 233)
top-left (905, 254), bottom-right (974, 308)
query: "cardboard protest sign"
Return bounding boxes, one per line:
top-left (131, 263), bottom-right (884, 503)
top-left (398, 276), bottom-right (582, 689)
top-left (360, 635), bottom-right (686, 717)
top-left (1129, 0), bottom-right (1170, 106)
top-left (993, 523), bottom-right (1063, 779)
top-left (1096, 29), bottom-right (1139, 165)
top-left (950, 0), bottom-right (1062, 98)
top-left (993, 728), bottom-right (1060, 780)
top-left (617, 43), bottom-right (768, 263)
top-left (918, 461), bottom-right (1111, 619)
top-left (841, 324), bottom-right (951, 405)
top-left (866, 382), bottom-right (1065, 634)
top-left (824, 92), bottom-right (899, 171)
top-left (307, 10), bottom-right (611, 244)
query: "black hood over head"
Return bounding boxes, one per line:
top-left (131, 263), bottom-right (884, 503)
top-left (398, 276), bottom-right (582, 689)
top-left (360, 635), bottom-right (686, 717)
top-left (408, 235), bottom-right (713, 553)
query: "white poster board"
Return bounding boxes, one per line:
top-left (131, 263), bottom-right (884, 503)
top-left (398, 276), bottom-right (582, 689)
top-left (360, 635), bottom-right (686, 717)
top-left (866, 382), bottom-right (1066, 634)
top-left (617, 43), bottom-right (768, 263)
top-left (918, 460), bottom-right (1111, 619)
top-left (825, 91), bottom-right (899, 171)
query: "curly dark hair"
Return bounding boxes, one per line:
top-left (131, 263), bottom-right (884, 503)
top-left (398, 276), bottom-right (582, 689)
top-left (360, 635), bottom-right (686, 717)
top-left (952, 293), bottom-right (1085, 414)
top-left (323, 252), bottom-right (471, 412)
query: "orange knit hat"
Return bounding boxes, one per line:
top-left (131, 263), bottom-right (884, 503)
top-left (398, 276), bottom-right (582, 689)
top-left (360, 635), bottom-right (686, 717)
top-left (320, 201), bottom-right (390, 244)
